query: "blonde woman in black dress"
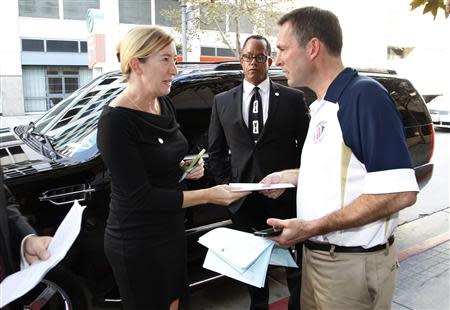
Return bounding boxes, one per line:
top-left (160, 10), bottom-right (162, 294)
top-left (97, 26), bottom-right (248, 310)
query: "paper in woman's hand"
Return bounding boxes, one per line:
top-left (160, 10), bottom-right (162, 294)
top-left (228, 183), bottom-right (295, 192)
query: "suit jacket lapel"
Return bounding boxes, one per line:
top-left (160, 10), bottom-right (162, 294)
top-left (259, 81), bottom-right (279, 140)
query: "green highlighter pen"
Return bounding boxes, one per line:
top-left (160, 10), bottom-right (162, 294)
top-left (178, 148), bottom-right (206, 183)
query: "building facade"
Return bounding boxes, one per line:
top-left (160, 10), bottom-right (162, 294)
top-left (2, 0), bottom-right (447, 117)
top-left (0, 0), bottom-right (253, 116)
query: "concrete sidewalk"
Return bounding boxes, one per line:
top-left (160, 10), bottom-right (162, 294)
top-left (393, 238), bottom-right (449, 310)
top-left (392, 208), bottom-right (450, 310)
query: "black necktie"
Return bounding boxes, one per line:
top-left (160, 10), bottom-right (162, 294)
top-left (248, 87), bottom-right (263, 143)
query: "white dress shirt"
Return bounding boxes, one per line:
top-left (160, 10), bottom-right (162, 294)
top-left (242, 78), bottom-right (270, 127)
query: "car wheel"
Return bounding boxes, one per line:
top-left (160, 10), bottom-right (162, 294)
top-left (22, 267), bottom-right (89, 310)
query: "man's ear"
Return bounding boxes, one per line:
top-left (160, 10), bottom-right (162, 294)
top-left (268, 57), bottom-right (273, 67)
top-left (308, 38), bottom-right (321, 60)
top-left (129, 58), bottom-right (142, 75)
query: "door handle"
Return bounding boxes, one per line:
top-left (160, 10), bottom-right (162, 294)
top-left (39, 184), bottom-right (95, 206)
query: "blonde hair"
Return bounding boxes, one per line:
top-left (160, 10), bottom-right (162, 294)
top-left (116, 26), bottom-right (175, 78)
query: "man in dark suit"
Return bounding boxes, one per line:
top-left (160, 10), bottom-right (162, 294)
top-left (0, 166), bottom-right (52, 309)
top-left (208, 35), bottom-right (310, 310)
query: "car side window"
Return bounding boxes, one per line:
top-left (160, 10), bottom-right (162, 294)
top-left (376, 77), bottom-right (429, 125)
top-left (170, 75), bottom-right (242, 154)
top-left (270, 76), bottom-right (316, 105)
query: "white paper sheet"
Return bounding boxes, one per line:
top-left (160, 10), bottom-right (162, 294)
top-left (269, 246), bottom-right (297, 268)
top-left (199, 228), bottom-right (298, 287)
top-left (229, 183), bottom-right (295, 192)
top-left (0, 201), bottom-right (86, 308)
top-left (199, 228), bottom-right (274, 273)
top-left (202, 242), bottom-right (274, 288)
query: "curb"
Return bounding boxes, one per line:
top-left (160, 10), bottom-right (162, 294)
top-left (398, 232), bottom-right (450, 262)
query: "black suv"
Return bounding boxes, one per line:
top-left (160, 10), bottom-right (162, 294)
top-left (0, 62), bottom-right (434, 309)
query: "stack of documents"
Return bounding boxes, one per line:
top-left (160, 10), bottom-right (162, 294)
top-left (198, 227), bottom-right (297, 288)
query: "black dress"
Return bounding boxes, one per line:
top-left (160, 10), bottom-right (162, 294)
top-left (97, 97), bottom-right (189, 309)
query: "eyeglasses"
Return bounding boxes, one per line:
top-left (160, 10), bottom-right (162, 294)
top-left (241, 54), bottom-right (269, 63)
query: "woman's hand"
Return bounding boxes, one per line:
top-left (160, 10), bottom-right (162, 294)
top-left (207, 184), bottom-right (250, 205)
top-left (184, 158), bottom-right (204, 180)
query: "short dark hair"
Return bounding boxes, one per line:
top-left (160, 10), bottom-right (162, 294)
top-left (278, 7), bottom-right (342, 56)
top-left (242, 35), bottom-right (272, 56)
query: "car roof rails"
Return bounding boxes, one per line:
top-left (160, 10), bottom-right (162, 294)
top-left (213, 61), bottom-right (242, 70)
top-left (176, 61), bottom-right (285, 72)
top-left (357, 68), bottom-right (397, 75)
top-left (212, 62), bottom-right (284, 71)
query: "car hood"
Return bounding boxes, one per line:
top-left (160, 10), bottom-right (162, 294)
top-left (1, 134), bottom-right (74, 181)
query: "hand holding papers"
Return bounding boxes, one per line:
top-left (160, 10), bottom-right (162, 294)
top-left (229, 183), bottom-right (295, 192)
top-left (198, 228), bottom-right (297, 288)
top-left (0, 201), bottom-right (85, 308)
top-left (253, 227), bottom-right (283, 237)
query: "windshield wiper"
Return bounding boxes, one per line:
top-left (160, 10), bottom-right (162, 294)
top-left (21, 121), bottom-right (60, 161)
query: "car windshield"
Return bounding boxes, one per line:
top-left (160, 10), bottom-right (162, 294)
top-left (31, 72), bottom-right (125, 160)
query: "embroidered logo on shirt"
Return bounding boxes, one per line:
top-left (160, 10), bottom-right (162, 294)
top-left (313, 121), bottom-right (327, 143)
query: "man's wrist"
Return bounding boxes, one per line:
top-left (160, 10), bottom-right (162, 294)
top-left (20, 234), bottom-right (35, 269)
top-left (312, 216), bottom-right (333, 237)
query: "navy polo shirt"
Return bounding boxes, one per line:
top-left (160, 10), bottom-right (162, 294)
top-left (297, 68), bottom-right (419, 248)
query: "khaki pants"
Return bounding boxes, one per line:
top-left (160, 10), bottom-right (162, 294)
top-left (300, 243), bottom-right (399, 310)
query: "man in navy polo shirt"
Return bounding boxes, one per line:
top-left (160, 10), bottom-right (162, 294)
top-left (261, 6), bottom-right (419, 309)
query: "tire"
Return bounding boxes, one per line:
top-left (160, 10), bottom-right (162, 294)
top-left (22, 267), bottom-right (89, 310)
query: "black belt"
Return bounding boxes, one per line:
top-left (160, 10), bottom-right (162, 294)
top-left (304, 235), bottom-right (395, 253)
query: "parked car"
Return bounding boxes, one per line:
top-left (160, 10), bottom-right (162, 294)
top-left (0, 63), bottom-right (434, 309)
top-left (427, 94), bottom-right (450, 129)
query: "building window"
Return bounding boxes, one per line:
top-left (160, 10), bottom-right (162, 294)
top-left (46, 40), bottom-right (79, 53)
top-left (22, 66), bottom-right (47, 112)
top-left (156, 0), bottom-right (179, 27)
top-left (22, 66), bottom-right (92, 112)
top-left (217, 47), bottom-right (235, 57)
top-left (22, 39), bottom-right (87, 53)
top-left (63, 0), bottom-right (99, 20)
top-left (80, 41), bottom-right (88, 53)
top-left (22, 39), bottom-right (45, 52)
top-left (119, 0), bottom-right (151, 24)
top-left (201, 46), bottom-right (236, 58)
top-left (47, 67), bottom-right (81, 108)
top-left (19, 0), bottom-right (59, 19)
top-left (201, 47), bottom-right (216, 56)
